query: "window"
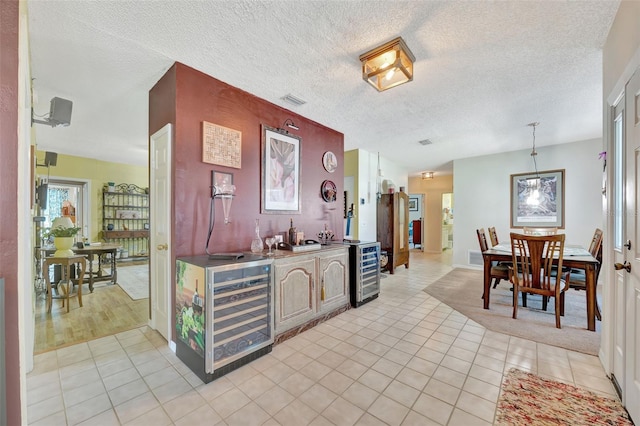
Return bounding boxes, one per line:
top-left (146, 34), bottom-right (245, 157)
top-left (614, 106), bottom-right (623, 250)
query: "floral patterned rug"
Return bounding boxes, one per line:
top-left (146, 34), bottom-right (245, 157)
top-left (496, 369), bottom-right (633, 425)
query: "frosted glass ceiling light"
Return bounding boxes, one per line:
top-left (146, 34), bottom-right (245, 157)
top-left (421, 172), bottom-right (434, 180)
top-left (359, 37), bottom-right (415, 92)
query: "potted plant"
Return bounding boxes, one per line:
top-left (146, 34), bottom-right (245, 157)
top-left (45, 217), bottom-right (81, 257)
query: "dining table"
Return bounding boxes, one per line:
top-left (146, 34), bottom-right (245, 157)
top-left (42, 243), bottom-right (120, 292)
top-left (482, 242), bottom-right (600, 331)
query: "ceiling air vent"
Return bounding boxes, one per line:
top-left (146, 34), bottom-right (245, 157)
top-left (418, 139), bottom-right (433, 146)
top-left (281, 94), bottom-right (307, 107)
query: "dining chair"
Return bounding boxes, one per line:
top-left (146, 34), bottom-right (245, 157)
top-left (523, 227), bottom-right (558, 236)
top-left (488, 226), bottom-right (513, 288)
top-left (477, 228), bottom-right (510, 297)
top-left (509, 232), bottom-right (569, 329)
top-left (568, 228), bottom-right (603, 320)
top-left (488, 227), bottom-right (500, 247)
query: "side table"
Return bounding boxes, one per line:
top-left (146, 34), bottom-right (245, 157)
top-left (44, 255), bottom-right (86, 313)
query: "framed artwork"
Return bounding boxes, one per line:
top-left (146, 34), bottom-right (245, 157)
top-left (212, 171), bottom-right (234, 196)
top-left (510, 169), bottom-right (565, 228)
top-left (202, 121), bottom-right (242, 168)
top-left (409, 197), bottom-right (418, 211)
top-left (261, 125), bottom-right (301, 214)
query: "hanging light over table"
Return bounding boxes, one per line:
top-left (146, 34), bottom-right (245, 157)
top-left (526, 122), bottom-right (541, 206)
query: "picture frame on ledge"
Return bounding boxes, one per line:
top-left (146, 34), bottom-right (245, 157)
top-left (510, 169), bottom-right (565, 228)
top-left (261, 125), bottom-right (301, 214)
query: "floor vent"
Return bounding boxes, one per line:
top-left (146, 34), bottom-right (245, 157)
top-left (468, 250), bottom-right (483, 266)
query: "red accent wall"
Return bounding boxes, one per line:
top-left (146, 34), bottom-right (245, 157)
top-left (0, 0), bottom-right (21, 424)
top-left (150, 63), bottom-right (344, 339)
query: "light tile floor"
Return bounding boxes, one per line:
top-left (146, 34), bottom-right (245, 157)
top-left (27, 251), bottom-right (616, 425)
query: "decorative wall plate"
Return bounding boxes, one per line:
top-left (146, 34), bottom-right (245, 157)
top-left (321, 180), bottom-right (337, 202)
top-left (322, 151), bottom-right (337, 173)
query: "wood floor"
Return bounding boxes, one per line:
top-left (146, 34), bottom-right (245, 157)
top-left (34, 264), bottom-right (149, 354)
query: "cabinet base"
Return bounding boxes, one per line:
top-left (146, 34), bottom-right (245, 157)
top-left (353, 293), bottom-right (379, 308)
top-left (274, 303), bottom-right (350, 345)
top-left (176, 339), bottom-right (272, 384)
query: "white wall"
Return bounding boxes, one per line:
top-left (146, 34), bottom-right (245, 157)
top-left (355, 149), bottom-right (408, 242)
top-left (452, 138), bottom-right (603, 268)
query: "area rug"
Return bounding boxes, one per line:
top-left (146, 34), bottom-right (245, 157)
top-left (116, 264), bottom-right (149, 300)
top-left (496, 368), bottom-right (632, 425)
top-left (423, 268), bottom-right (600, 355)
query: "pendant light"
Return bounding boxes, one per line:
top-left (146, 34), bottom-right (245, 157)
top-left (526, 122), bottom-right (541, 206)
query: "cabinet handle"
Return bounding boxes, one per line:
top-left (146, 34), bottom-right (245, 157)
top-left (157, 243), bottom-right (168, 251)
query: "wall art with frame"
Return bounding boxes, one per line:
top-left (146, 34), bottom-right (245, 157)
top-left (261, 125), bottom-right (301, 214)
top-left (510, 169), bottom-right (565, 228)
top-left (409, 197), bottom-right (418, 211)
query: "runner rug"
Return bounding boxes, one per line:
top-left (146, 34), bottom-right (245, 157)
top-left (496, 369), bottom-right (632, 425)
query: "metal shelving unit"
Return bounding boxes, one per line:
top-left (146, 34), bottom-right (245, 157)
top-left (101, 183), bottom-right (149, 259)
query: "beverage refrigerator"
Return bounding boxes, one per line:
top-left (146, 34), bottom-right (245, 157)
top-left (341, 241), bottom-right (381, 307)
top-left (175, 254), bottom-right (273, 383)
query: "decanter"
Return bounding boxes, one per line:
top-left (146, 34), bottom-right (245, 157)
top-left (250, 219), bottom-right (263, 253)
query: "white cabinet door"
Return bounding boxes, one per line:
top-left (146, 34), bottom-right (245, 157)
top-left (274, 256), bottom-right (316, 333)
top-left (318, 250), bottom-right (349, 314)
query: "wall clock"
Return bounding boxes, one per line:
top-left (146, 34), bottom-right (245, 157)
top-left (322, 151), bottom-right (337, 173)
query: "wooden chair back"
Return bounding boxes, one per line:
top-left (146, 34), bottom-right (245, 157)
top-left (523, 227), bottom-right (558, 236)
top-left (510, 232), bottom-right (565, 292)
top-left (588, 228), bottom-right (604, 261)
top-left (488, 227), bottom-right (499, 247)
top-left (476, 228), bottom-right (489, 252)
top-left (509, 232), bottom-right (568, 328)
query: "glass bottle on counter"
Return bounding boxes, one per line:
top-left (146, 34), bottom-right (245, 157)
top-left (251, 219), bottom-right (263, 253)
top-left (288, 218), bottom-right (297, 246)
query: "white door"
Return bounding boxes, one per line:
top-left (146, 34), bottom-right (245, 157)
top-left (624, 68), bottom-right (640, 423)
top-left (612, 98), bottom-right (626, 395)
top-left (150, 124), bottom-right (172, 341)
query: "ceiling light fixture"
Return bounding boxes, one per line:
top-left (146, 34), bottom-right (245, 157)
top-left (359, 37), bottom-right (415, 92)
top-left (526, 122), bottom-right (541, 206)
top-left (421, 172), bottom-right (434, 180)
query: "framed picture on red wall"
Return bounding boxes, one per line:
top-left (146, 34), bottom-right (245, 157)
top-left (261, 125), bottom-right (301, 214)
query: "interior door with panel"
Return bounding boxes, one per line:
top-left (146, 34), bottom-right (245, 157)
top-left (612, 95), bottom-right (626, 399)
top-left (150, 124), bottom-right (172, 342)
top-left (623, 68), bottom-right (640, 422)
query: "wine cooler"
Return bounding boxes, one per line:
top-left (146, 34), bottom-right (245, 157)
top-left (175, 255), bottom-right (273, 383)
top-left (343, 241), bottom-right (381, 307)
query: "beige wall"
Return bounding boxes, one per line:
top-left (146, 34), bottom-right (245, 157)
top-left (408, 175), bottom-right (454, 253)
top-left (36, 150), bottom-right (148, 241)
top-left (603, 1), bottom-right (640, 98)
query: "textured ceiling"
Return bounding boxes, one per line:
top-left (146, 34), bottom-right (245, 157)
top-left (27, 0), bottom-right (619, 176)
